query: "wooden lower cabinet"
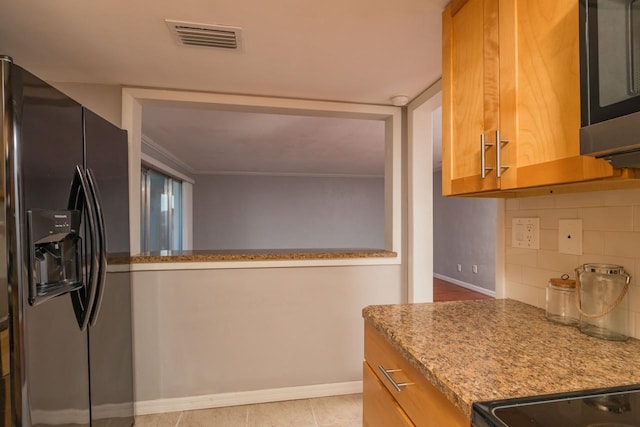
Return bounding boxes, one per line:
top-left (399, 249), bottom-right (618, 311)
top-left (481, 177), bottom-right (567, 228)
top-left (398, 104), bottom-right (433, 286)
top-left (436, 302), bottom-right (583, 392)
top-left (363, 362), bottom-right (415, 426)
top-left (363, 321), bottom-right (470, 427)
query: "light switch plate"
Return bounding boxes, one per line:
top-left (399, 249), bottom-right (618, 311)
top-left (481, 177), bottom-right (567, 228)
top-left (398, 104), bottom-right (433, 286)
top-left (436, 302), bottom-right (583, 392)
top-left (558, 219), bottom-right (582, 255)
top-left (512, 218), bottom-right (540, 249)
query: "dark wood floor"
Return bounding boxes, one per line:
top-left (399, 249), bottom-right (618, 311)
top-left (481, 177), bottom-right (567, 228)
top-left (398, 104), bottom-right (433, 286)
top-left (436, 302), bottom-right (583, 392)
top-left (433, 277), bottom-right (493, 302)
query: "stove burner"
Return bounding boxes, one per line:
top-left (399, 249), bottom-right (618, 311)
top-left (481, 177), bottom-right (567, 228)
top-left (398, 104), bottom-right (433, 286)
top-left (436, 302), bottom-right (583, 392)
top-left (585, 395), bottom-right (632, 414)
top-left (586, 424), bottom-right (638, 427)
top-left (471, 385), bottom-right (640, 427)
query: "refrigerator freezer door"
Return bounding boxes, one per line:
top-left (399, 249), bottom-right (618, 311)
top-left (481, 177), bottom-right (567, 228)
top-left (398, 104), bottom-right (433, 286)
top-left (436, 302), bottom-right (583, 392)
top-left (84, 109), bottom-right (134, 426)
top-left (16, 64), bottom-right (91, 426)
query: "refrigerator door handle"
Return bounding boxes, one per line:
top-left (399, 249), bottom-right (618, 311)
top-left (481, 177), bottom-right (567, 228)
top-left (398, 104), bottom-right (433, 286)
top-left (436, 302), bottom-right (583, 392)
top-left (85, 168), bottom-right (107, 327)
top-left (67, 165), bottom-right (99, 331)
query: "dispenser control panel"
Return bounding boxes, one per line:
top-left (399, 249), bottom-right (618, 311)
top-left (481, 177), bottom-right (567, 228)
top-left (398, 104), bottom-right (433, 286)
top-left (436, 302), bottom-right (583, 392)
top-left (27, 209), bottom-right (82, 305)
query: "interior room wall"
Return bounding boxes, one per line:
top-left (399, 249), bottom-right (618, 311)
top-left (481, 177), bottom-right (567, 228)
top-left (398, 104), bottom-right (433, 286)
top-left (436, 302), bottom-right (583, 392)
top-left (192, 174), bottom-right (385, 250)
top-left (433, 170), bottom-right (497, 293)
top-left (43, 83), bottom-right (405, 414)
top-left (504, 187), bottom-right (640, 339)
top-left (49, 82), bottom-right (122, 127)
top-left (131, 265), bottom-right (402, 410)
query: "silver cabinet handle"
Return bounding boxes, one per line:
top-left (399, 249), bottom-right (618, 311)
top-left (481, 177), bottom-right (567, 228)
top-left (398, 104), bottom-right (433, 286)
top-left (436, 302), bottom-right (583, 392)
top-left (481, 133), bottom-right (494, 178)
top-left (378, 365), bottom-right (414, 393)
top-left (496, 130), bottom-right (509, 178)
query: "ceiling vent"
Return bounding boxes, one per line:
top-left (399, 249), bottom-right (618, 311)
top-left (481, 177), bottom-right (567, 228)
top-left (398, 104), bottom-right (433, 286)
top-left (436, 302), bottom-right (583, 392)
top-left (166, 20), bottom-right (242, 50)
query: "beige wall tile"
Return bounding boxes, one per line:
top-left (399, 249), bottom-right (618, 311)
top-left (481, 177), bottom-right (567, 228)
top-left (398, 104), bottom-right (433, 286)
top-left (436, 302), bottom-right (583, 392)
top-left (579, 206), bottom-right (634, 232)
top-left (633, 312), bottom-right (640, 340)
top-left (604, 232), bottom-right (640, 258)
top-left (634, 206), bottom-right (640, 232)
top-left (518, 195), bottom-right (555, 210)
top-left (537, 208), bottom-right (579, 230)
top-left (537, 250), bottom-right (580, 274)
top-left (628, 285), bottom-right (640, 315)
top-left (634, 259), bottom-right (640, 283)
top-left (509, 210), bottom-right (539, 222)
top-left (505, 263), bottom-right (522, 283)
top-left (603, 188), bottom-right (640, 206)
top-left (582, 231), bottom-right (605, 256)
top-left (505, 281), bottom-right (544, 308)
top-left (539, 229), bottom-right (558, 251)
top-left (521, 266), bottom-right (565, 289)
top-left (506, 198), bottom-right (519, 211)
top-left (506, 247), bottom-right (539, 267)
top-left (554, 191), bottom-right (606, 208)
top-left (506, 187), bottom-right (640, 338)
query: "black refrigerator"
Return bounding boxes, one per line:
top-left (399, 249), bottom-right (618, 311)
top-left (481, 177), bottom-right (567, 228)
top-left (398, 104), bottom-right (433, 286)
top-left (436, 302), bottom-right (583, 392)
top-left (0, 56), bottom-right (134, 426)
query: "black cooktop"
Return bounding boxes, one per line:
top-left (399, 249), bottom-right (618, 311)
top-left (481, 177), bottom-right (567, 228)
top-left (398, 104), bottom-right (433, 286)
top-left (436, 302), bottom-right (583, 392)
top-left (472, 384), bottom-right (640, 427)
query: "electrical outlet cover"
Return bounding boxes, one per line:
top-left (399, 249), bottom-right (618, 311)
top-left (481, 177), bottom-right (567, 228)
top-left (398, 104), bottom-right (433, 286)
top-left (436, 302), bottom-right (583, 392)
top-left (512, 218), bottom-right (540, 249)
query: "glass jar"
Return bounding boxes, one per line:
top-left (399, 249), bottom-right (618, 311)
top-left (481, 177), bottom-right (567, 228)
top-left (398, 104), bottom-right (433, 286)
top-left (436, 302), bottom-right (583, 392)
top-left (576, 263), bottom-right (631, 341)
top-left (546, 277), bottom-right (579, 326)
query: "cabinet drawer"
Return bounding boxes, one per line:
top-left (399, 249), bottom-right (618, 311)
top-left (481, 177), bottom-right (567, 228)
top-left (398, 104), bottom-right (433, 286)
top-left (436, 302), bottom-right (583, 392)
top-left (364, 321), bottom-right (469, 427)
top-left (363, 362), bottom-right (414, 427)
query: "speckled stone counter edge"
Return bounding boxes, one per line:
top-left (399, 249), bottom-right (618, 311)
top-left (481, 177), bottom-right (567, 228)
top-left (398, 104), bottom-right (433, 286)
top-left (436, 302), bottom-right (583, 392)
top-left (363, 299), bottom-right (640, 418)
top-left (130, 249), bottom-right (397, 263)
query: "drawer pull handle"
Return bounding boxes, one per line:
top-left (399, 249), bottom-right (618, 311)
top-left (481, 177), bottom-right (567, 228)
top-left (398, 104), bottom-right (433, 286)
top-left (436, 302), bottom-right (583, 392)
top-left (378, 365), bottom-right (414, 393)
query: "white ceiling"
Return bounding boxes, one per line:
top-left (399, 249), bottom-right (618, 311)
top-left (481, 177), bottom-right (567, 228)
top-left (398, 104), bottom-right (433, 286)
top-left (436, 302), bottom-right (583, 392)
top-left (142, 107), bottom-right (386, 176)
top-left (0, 0), bottom-right (445, 175)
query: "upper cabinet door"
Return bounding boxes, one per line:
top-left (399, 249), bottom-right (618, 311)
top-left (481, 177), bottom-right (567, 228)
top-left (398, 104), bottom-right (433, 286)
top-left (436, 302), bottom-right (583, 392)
top-left (442, 0), bottom-right (617, 196)
top-left (442, 0), bottom-right (500, 195)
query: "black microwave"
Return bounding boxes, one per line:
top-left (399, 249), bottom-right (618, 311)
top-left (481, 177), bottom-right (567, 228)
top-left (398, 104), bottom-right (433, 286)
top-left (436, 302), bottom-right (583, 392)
top-left (580, 0), bottom-right (640, 167)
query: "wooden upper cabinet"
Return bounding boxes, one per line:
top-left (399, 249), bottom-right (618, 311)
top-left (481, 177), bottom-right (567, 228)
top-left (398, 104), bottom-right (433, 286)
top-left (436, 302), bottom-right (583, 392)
top-left (443, 0), bottom-right (500, 195)
top-left (442, 0), bottom-right (617, 196)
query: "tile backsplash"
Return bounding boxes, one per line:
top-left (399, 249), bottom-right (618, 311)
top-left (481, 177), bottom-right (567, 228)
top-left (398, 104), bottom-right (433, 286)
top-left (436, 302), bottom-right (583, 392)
top-left (505, 187), bottom-right (640, 339)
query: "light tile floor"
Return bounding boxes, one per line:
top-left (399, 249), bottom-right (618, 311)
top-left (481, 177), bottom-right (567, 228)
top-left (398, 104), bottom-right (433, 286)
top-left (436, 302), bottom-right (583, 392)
top-left (135, 394), bottom-right (362, 427)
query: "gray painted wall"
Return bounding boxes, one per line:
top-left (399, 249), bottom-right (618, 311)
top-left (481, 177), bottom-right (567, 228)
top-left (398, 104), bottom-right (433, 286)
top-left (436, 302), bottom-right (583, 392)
top-left (193, 174), bottom-right (385, 250)
top-left (50, 82), bottom-right (122, 127)
top-left (433, 171), bottom-right (496, 291)
top-left (132, 265), bottom-right (402, 402)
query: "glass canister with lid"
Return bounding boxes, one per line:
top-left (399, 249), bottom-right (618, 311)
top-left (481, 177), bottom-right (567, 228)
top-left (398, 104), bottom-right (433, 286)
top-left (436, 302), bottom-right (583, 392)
top-left (575, 263), bottom-right (631, 341)
top-left (546, 275), bottom-right (579, 326)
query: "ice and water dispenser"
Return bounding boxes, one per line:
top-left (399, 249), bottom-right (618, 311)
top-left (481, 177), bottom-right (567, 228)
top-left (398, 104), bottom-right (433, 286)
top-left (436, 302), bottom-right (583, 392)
top-left (27, 209), bottom-right (82, 305)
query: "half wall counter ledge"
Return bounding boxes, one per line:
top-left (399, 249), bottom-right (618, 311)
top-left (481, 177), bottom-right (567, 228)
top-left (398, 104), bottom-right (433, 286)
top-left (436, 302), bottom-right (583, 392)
top-left (130, 248), bottom-right (398, 266)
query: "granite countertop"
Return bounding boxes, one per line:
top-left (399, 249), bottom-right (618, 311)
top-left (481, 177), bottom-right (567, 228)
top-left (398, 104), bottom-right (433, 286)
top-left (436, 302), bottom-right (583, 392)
top-left (130, 248), bottom-right (397, 263)
top-left (363, 299), bottom-right (640, 418)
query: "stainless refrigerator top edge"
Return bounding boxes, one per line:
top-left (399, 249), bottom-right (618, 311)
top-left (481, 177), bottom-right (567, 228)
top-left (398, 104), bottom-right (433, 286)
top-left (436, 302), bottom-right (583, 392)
top-left (0, 55), bottom-right (133, 427)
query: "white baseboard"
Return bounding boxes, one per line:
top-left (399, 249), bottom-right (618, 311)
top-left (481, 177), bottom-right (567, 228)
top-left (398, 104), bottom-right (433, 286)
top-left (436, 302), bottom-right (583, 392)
top-left (135, 381), bottom-right (363, 416)
top-left (434, 273), bottom-right (496, 297)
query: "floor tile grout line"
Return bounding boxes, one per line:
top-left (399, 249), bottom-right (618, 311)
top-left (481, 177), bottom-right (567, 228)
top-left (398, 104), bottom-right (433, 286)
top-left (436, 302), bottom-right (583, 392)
top-left (174, 411), bottom-right (183, 427)
top-left (308, 398), bottom-right (320, 427)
